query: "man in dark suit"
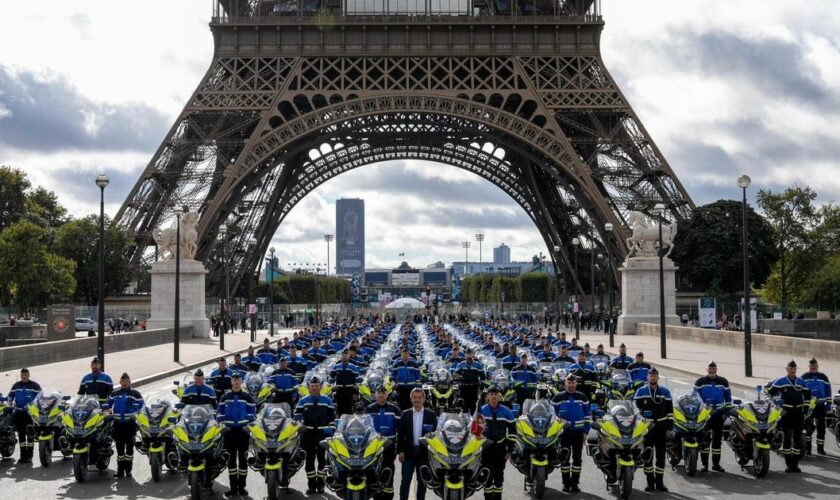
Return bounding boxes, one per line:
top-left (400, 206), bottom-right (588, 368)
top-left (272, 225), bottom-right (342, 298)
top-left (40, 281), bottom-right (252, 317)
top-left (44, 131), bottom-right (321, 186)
top-left (398, 388), bottom-right (438, 500)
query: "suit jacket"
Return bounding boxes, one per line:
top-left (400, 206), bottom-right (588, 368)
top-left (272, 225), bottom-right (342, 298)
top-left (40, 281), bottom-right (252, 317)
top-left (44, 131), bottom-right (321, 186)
top-left (397, 408), bottom-right (438, 455)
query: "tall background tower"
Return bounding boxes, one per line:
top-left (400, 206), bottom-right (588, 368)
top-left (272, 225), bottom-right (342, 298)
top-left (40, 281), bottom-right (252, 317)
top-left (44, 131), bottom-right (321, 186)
top-left (336, 199), bottom-right (365, 276)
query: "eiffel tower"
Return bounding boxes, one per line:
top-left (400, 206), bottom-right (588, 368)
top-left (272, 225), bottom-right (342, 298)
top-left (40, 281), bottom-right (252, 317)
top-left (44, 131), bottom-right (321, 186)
top-left (116, 0), bottom-right (694, 297)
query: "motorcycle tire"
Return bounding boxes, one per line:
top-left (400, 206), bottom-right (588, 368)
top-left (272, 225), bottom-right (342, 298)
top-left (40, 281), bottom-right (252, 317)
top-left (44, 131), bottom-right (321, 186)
top-left (189, 471), bottom-right (202, 500)
top-left (668, 452), bottom-right (680, 467)
top-left (533, 466), bottom-right (546, 499)
top-left (150, 451), bottom-right (163, 482)
top-left (73, 453), bottom-right (88, 483)
top-left (445, 488), bottom-right (463, 500)
top-left (736, 455), bottom-right (750, 466)
top-left (266, 470), bottom-right (279, 500)
top-left (618, 466), bottom-right (633, 500)
top-left (685, 448), bottom-right (698, 477)
top-left (1, 445), bottom-right (14, 459)
top-left (753, 449), bottom-right (769, 478)
top-left (39, 440), bottom-right (52, 467)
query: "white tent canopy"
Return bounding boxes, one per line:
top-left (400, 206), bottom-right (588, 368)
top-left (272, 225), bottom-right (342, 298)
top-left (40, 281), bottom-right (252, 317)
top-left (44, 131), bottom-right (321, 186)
top-left (384, 297), bottom-right (426, 309)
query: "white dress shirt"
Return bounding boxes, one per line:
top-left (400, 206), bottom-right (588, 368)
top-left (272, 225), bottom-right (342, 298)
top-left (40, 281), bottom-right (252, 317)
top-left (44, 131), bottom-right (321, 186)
top-left (412, 408), bottom-right (424, 446)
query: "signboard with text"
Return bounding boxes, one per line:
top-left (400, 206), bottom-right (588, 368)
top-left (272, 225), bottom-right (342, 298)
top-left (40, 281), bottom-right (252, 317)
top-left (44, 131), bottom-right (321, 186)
top-left (699, 297), bottom-right (716, 328)
top-left (47, 304), bottom-right (75, 341)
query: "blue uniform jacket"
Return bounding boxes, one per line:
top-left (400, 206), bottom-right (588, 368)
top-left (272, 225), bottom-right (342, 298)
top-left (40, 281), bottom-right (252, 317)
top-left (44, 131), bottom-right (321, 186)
top-left (693, 375), bottom-right (732, 410)
top-left (78, 372), bottom-right (114, 402)
top-left (365, 401), bottom-right (401, 438)
top-left (181, 383), bottom-right (218, 407)
top-left (107, 388), bottom-right (144, 422)
top-left (552, 390), bottom-right (592, 432)
top-left (7, 380), bottom-right (42, 409)
top-left (390, 359), bottom-right (422, 387)
top-left (510, 364), bottom-right (539, 389)
top-left (802, 372), bottom-right (832, 407)
top-left (217, 390), bottom-right (256, 428)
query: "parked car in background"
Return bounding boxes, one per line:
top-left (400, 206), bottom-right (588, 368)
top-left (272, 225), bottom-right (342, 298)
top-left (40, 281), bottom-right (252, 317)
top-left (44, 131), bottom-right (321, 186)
top-left (75, 317), bottom-right (96, 331)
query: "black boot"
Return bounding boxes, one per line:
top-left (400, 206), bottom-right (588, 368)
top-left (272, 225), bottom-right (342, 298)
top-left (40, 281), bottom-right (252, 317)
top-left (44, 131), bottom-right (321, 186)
top-left (224, 474), bottom-right (238, 497)
top-left (644, 474), bottom-right (655, 492)
top-left (124, 460), bottom-right (132, 478)
top-left (17, 447), bottom-right (32, 464)
top-left (701, 453), bottom-right (709, 471)
top-left (655, 474), bottom-right (669, 492)
top-left (114, 461), bottom-right (124, 478)
top-left (239, 474), bottom-right (249, 496)
top-left (818, 443), bottom-right (826, 455)
top-left (570, 472), bottom-right (581, 492)
top-left (806, 441), bottom-right (813, 456)
top-left (561, 471), bottom-right (571, 492)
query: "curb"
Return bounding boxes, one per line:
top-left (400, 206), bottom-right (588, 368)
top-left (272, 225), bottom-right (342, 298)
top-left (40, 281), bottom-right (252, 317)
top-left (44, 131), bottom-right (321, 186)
top-left (133, 342), bottom-right (256, 388)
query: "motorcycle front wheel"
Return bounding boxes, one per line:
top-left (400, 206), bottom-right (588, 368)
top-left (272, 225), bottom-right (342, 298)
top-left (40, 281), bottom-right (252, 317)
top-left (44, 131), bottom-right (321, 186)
top-left (617, 465), bottom-right (634, 500)
top-left (73, 453), bottom-right (89, 483)
top-left (189, 471), bottom-right (203, 500)
top-left (1, 444), bottom-right (13, 458)
top-left (150, 451), bottom-right (163, 482)
top-left (684, 447), bottom-right (698, 477)
top-left (39, 439), bottom-right (52, 467)
top-left (753, 448), bottom-right (770, 478)
top-left (266, 469), bottom-right (279, 500)
top-left (532, 466), bottom-right (546, 499)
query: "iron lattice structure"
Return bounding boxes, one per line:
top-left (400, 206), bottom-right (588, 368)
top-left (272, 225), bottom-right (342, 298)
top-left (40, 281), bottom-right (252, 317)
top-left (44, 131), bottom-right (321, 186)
top-left (116, 0), bottom-right (694, 297)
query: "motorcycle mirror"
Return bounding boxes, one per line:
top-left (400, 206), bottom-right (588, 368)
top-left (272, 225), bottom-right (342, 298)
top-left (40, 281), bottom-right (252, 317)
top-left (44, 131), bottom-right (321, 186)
top-left (175, 403), bottom-right (185, 410)
top-left (221, 427), bottom-right (230, 435)
top-left (168, 416), bottom-right (178, 424)
top-left (419, 437), bottom-right (428, 447)
top-left (323, 428), bottom-right (334, 436)
top-left (173, 381), bottom-right (180, 386)
top-left (732, 399), bottom-right (743, 406)
top-left (755, 385), bottom-right (763, 394)
top-left (319, 440), bottom-right (329, 449)
top-left (62, 395), bottom-right (72, 401)
top-left (590, 421), bottom-right (601, 431)
top-left (643, 411), bottom-right (653, 419)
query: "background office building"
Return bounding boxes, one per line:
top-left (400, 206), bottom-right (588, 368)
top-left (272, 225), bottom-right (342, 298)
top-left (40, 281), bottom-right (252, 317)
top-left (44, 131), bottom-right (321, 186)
top-left (493, 243), bottom-right (511, 264)
top-left (336, 199), bottom-right (365, 275)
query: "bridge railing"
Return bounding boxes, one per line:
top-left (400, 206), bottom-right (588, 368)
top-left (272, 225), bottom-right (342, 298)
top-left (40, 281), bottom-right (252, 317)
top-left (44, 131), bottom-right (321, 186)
top-left (212, 0), bottom-right (601, 22)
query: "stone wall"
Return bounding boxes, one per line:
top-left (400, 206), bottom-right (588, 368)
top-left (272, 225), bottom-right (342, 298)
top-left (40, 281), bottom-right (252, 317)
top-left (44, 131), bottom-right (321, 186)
top-left (636, 323), bottom-right (840, 360)
top-left (0, 326), bottom-right (192, 372)
top-left (757, 319), bottom-right (840, 340)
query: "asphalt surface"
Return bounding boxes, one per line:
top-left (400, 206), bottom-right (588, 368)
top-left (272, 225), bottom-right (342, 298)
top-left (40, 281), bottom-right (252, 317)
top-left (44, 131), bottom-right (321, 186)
top-left (1, 364), bottom-right (839, 499)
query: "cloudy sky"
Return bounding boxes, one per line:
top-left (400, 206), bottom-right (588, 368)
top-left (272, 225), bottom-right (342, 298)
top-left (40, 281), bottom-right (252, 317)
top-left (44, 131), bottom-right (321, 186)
top-left (1, 0), bottom-right (838, 270)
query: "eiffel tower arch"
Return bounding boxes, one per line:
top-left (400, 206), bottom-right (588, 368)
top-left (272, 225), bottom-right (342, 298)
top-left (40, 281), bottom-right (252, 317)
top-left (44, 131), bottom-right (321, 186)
top-left (116, 0), bottom-right (694, 297)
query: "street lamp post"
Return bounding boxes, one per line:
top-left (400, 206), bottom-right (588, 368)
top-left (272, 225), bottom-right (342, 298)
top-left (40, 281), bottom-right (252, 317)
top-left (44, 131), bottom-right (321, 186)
top-left (218, 226), bottom-right (228, 351)
top-left (172, 205), bottom-right (185, 362)
top-left (461, 241), bottom-right (471, 276)
top-left (249, 237), bottom-right (257, 343)
top-left (605, 223), bottom-right (615, 347)
top-left (654, 203), bottom-right (667, 359)
top-left (553, 244), bottom-right (561, 330)
top-left (269, 246), bottom-right (276, 337)
top-left (475, 233), bottom-right (484, 274)
top-left (324, 234), bottom-right (333, 276)
top-left (572, 237), bottom-right (580, 339)
top-left (738, 174), bottom-right (753, 377)
top-left (95, 174), bottom-right (109, 369)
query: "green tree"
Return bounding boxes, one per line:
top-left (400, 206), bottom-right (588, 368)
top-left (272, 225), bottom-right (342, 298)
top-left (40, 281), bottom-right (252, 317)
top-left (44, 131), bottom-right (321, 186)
top-left (0, 221), bottom-right (76, 311)
top-left (803, 255), bottom-right (840, 310)
top-left (26, 186), bottom-right (68, 227)
top-left (54, 215), bottom-right (133, 305)
top-left (671, 200), bottom-right (779, 296)
top-left (0, 166), bottom-right (31, 232)
top-left (757, 187), bottom-right (822, 312)
top-left (518, 272), bottom-right (550, 302)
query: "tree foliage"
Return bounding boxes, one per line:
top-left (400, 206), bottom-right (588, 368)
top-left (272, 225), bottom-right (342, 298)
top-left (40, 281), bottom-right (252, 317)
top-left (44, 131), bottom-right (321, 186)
top-left (461, 273), bottom-right (554, 303)
top-left (804, 255), bottom-right (840, 309)
top-left (0, 221), bottom-right (76, 310)
top-left (256, 274), bottom-right (351, 304)
top-left (671, 200), bottom-right (779, 296)
top-left (0, 166), bottom-right (31, 232)
top-left (53, 215), bottom-right (134, 305)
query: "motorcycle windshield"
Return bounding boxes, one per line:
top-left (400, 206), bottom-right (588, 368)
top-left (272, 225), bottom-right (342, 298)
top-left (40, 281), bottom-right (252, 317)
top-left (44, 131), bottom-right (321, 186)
top-left (676, 393), bottom-right (704, 419)
top-left (36, 392), bottom-right (59, 412)
top-left (145, 398), bottom-right (173, 422)
top-left (749, 400), bottom-right (772, 422)
top-left (437, 413), bottom-right (471, 448)
top-left (261, 403), bottom-right (292, 434)
top-left (609, 401), bottom-right (638, 434)
top-left (69, 396), bottom-right (100, 424)
top-left (522, 399), bottom-right (555, 433)
top-left (337, 414), bottom-right (375, 451)
top-left (493, 370), bottom-right (512, 390)
top-left (611, 370), bottom-right (630, 389)
top-left (181, 405), bottom-right (214, 438)
top-left (245, 374), bottom-right (264, 395)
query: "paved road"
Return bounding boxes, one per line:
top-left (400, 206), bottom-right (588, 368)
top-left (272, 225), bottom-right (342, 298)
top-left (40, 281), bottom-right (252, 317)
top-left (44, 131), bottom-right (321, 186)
top-left (1, 364), bottom-right (839, 499)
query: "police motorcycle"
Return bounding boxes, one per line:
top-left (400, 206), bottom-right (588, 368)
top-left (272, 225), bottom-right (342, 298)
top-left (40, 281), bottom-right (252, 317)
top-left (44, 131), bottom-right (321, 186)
top-left (63, 395), bottom-right (114, 483)
top-left (604, 370), bottom-right (636, 402)
top-left (536, 362), bottom-right (557, 400)
top-left (586, 401), bottom-right (652, 500)
top-left (0, 394), bottom-right (17, 458)
top-left (591, 354), bottom-right (612, 382)
top-left (170, 404), bottom-right (228, 500)
top-left (419, 412), bottom-right (490, 500)
top-left (548, 362), bottom-right (574, 399)
top-left (172, 374), bottom-right (191, 399)
top-left (135, 396), bottom-right (179, 481)
top-left (666, 391), bottom-right (711, 477)
top-left (725, 386), bottom-right (782, 478)
top-left (798, 396), bottom-right (819, 459)
top-left (321, 413), bottom-right (389, 500)
top-left (510, 399), bottom-right (568, 499)
top-left (425, 368), bottom-right (463, 414)
top-left (246, 369), bottom-right (275, 410)
top-left (481, 372), bottom-right (520, 415)
top-left (356, 368), bottom-right (391, 411)
top-left (829, 391), bottom-right (840, 446)
top-left (299, 365), bottom-right (334, 399)
top-left (248, 403), bottom-right (305, 500)
top-left (27, 391), bottom-right (73, 466)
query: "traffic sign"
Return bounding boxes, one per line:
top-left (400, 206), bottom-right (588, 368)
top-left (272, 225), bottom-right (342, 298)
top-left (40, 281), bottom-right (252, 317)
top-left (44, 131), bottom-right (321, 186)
top-left (256, 297), bottom-right (268, 304)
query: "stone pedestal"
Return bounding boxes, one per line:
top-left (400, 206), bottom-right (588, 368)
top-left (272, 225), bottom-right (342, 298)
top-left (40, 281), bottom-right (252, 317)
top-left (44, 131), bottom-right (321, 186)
top-left (617, 256), bottom-right (681, 335)
top-left (146, 259), bottom-right (210, 338)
